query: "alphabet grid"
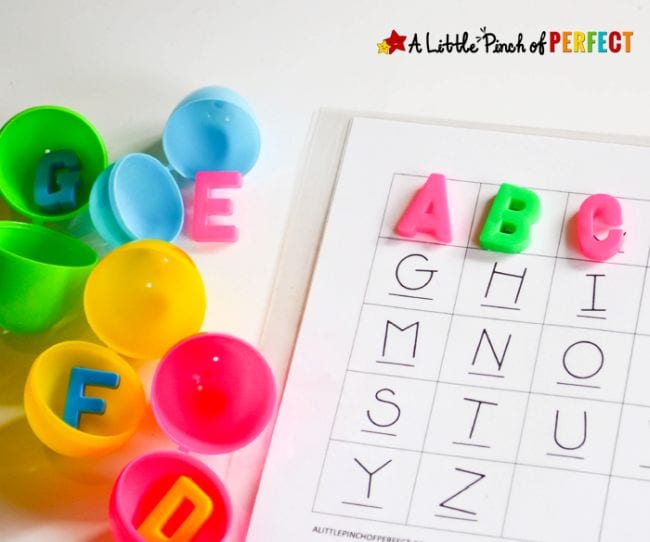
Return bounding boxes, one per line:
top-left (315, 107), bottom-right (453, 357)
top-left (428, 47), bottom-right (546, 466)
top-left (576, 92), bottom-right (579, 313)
top-left (312, 174), bottom-right (650, 542)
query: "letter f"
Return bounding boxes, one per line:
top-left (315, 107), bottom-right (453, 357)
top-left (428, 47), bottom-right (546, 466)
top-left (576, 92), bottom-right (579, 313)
top-left (63, 367), bottom-right (120, 429)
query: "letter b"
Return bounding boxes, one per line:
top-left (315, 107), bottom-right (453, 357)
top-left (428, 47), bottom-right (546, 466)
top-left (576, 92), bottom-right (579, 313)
top-left (480, 184), bottom-right (540, 254)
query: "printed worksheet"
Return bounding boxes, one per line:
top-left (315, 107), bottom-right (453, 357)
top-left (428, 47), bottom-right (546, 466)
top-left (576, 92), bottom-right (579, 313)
top-left (247, 118), bottom-right (650, 542)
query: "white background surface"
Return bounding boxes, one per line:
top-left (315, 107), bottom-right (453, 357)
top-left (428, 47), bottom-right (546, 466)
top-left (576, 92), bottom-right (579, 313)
top-left (1, 0), bottom-right (650, 540)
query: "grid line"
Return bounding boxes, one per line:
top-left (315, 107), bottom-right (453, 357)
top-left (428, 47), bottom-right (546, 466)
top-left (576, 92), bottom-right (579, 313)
top-left (363, 301), bottom-right (641, 335)
top-left (328, 438), bottom-right (650, 484)
top-left (498, 192), bottom-right (570, 536)
top-left (596, 247), bottom-right (650, 541)
top-left (403, 181), bottom-right (482, 524)
top-left (379, 235), bottom-right (649, 269)
top-left (310, 173), bottom-right (398, 512)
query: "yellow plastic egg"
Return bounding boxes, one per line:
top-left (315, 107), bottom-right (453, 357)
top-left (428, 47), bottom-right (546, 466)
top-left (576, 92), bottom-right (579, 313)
top-left (24, 341), bottom-right (146, 457)
top-left (84, 240), bottom-right (206, 360)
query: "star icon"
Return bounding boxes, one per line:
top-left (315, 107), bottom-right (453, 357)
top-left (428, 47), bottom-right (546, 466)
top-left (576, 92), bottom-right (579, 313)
top-left (384, 29), bottom-right (407, 54)
top-left (377, 40), bottom-right (390, 54)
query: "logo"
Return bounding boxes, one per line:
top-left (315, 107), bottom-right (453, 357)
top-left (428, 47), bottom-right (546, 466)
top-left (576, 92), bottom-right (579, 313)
top-left (377, 28), bottom-right (633, 56)
top-left (377, 30), bottom-right (407, 55)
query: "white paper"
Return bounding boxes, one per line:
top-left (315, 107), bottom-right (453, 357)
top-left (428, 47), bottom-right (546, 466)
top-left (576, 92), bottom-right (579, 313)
top-left (248, 117), bottom-right (650, 542)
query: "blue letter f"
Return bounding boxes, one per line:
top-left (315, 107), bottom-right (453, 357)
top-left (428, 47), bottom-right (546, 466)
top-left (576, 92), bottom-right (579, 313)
top-left (63, 367), bottom-right (120, 429)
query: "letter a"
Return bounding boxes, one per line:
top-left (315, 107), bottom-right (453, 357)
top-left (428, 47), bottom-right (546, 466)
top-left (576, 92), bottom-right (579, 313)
top-left (577, 194), bottom-right (623, 261)
top-left (396, 173), bottom-right (452, 243)
top-left (479, 184), bottom-right (540, 254)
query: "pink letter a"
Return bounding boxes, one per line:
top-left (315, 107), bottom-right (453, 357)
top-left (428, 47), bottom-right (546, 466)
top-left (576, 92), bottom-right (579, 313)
top-left (396, 173), bottom-right (452, 243)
